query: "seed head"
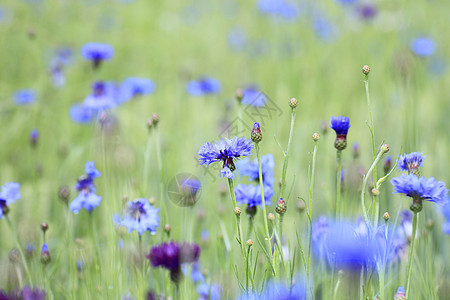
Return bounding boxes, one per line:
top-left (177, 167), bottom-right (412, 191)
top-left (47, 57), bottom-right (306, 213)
top-left (289, 97), bottom-right (298, 109)
top-left (362, 65), bottom-right (371, 75)
top-left (235, 88), bottom-right (243, 103)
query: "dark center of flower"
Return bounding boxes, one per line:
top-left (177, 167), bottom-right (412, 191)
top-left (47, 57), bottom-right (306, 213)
top-left (129, 202), bottom-right (147, 221)
top-left (93, 82), bottom-right (106, 96)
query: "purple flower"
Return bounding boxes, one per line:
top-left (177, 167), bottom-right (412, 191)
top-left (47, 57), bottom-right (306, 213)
top-left (391, 173), bottom-right (448, 206)
top-left (410, 37), bottom-right (435, 57)
top-left (397, 152), bottom-right (426, 173)
top-left (82, 81), bottom-right (118, 111)
top-left (356, 3), bottom-right (378, 20)
top-left (81, 42), bottom-right (114, 68)
top-left (147, 242), bottom-right (200, 283)
top-left (198, 137), bottom-right (253, 179)
top-left (14, 89), bottom-right (36, 105)
top-left (0, 286), bottom-right (46, 300)
top-left (115, 198), bottom-right (160, 235)
top-left (186, 78), bottom-right (221, 96)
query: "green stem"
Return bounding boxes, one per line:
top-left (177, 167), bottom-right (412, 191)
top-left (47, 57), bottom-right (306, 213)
top-left (335, 150), bottom-right (342, 218)
top-left (155, 125), bottom-right (169, 227)
top-left (405, 212), bottom-right (419, 298)
top-left (307, 139), bottom-right (319, 294)
top-left (143, 132), bottom-right (152, 194)
top-left (5, 216), bottom-right (33, 286)
top-left (256, 144), bottom-right (272, 266)
top-left (280, 108), bottom-right (296, 200)
top-left (227, 179), bottom-right (246, 258)
top-left (364, 77), bottom-right (377, 186)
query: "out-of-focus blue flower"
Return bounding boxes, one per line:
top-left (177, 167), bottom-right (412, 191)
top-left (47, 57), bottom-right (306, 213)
top-left (335, 0), bottom-right (357, 4)
top-left (313, 17), bottom-right (338, 42)
top-left (0, 182), bottom-right (21, 218)
top-left (391, 173), bottom-right (448, 205)
top-left (356, 3), bottom-right (378, 20)
top-left (394, 286), bottom-right (406, 300)
top-left (0, 286), bottom-right (46, 300)
top-left (312, 217), bottom-right (378, 270)
top-left (241, 88), bottom-right (268, 107)
top-left (83, 81), bottom-right (118, 110)
top-left (227, 26), bottom-right (247, 52)
top-left (238, 279), bottom-right (305, 299)
top-left (237, 153), bottom-right (274, 186)
top-left (410, 37), bottom-right (436, 57)
top-left (118, 77), bottom-right (155, 103)
top-left (81, 42), bottom-right (114, 67)
top-left (198, 137), bottom-right (253, 179)
top-left (397, 152), bottom-right (426, 173)
top-left (115, 198), bottom-right (160, 235)
top-left (180, 178), bottom-right (202, 197)
top-left (14, 89), bottom-right (36, 105)
top-left (69, 162), bottom-right (102, 214)
top-left (257, 0), bottom-right (300, 21)
top-left (235, 184), bottom-right (273, 208)
top-left (70, 104), bottom-right (95, 124)
top-left (186, 78), bottom-right (221, 96)
top-left (441, 199), bottom-right (450, 234)
top-left (188, 262), bottom-right (205, 283)
top-left (330, 116), bottom-right (350, 136)
top-left (197, 283), bottom-right (221, 300)
top-left (30, 129), bottom-right (39, 146)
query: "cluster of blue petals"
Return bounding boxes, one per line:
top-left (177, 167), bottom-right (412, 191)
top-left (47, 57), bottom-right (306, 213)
top-left (81, 42), bottom-right (114, 62)
top-left (330, 115), bottom-right (351, 136)
top-left (0, 182), bottom-right (21, 218)
top-left (198, 137), bottom-right (253, 179)
top-left (391, 173), bottom-right (448, 205)
top-left (115, 198), bottom-right (160, 235)
top-left (186, 77), bottom-right (221, 96)
top-left (69, 162), bottom-right (102, 214)
top-left (14, 89), bottom-right (36, 105)
top-left (397, 152), bottom-right (426, 172)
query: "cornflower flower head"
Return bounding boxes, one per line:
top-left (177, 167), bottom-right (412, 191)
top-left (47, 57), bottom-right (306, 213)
top-left (186, 77), bottom-right (221, 96)
top-left (69, 162), bottom-right (102, 214)
top-left (394, 286), bottom-right (406, 300)
top-left (197, 283), bottom-right (221, 300)
top-left (198, 137), bottom-right (253, 179)
top-left (442, 199), bottom-right (450, 234)
top-left (81, 42), bottom-right (114, 68)
top-left (356, 3), bottom-right (378, 21)
top-left (118, 77), bottom-right (155, 103)
top-left (235, 184), bottom-right (273, 209)
top-left (241, 87), bottom-right (268, 107)
top-left (237, 153), bottom-right (274, 186)
top-left (397, 152), bottom-right (426, 175)
top-left (0, 286), bottom-right (46, 300)
top-left (147, 242), bottom-right (200, 283)
top-left (238, 278), bottom-right (306, 299)
top-left (83, 81), bottom-right (118, 111)
top-left (40, 243), bottom-right (50, 264)
top-left (410, 37), bottom-right (435, 57)
top-left (0, 182), bottom-right (21, 218)
top-left (115, 198), bottom-right (160, 235)
top-left (257, 0), bottom-right (300, 21)
top-left (70, 104), bottom-right (95, 124)
top-left (330, 116), bottom-right (350, 150)
top-left (391, 173), bottom-right (448, 212)
top-left (14, 89), bottom-right (36, 105)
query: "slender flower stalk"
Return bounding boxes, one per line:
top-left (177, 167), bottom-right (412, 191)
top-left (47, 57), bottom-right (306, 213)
top-left (279, 99), bottom-right (297, 200)
top-left (228, 179), bottom-right (246, 258)
top-left (362, 65), bottom-right (377, 187)
top-left (336, 150), bottom-right (342, 218)
top-left (153, 114), bottom-right (169, 226)
top-left (405, 211), bottom-right (418, 298)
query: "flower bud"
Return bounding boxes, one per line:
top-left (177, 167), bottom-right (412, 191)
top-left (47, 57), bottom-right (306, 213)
top-left (246, 205), bottom-right (257, 218)
top-left (312, 133), bottom-right (320, 142)
top-left (275, 199), bottom-right (287, 215)
top-left (41, 222), bottom-right (48, 233)
top-left (383, 156), bottom-right (391, 174)
top-left (58, 185), bottom-right (71, 204)
top-left (381, 144), bottom-right (390, 153)
top-left (9, 248), bottom-right (20, 263)
top-left (164, 224), bottom-right (171, 233)
top-left (383, 212), bottom-right (390, 222)
top-left (234, 207), bottom-right (241, 216)
top-left (289, 97), bottom-right (298, 109)
top-left (297, 199), bottom-right (306, 213)
top-left (251, 123), bottom-right (262, 143)
top-left (268, 213), bottom-right (275, 221)
top-left (246, 239), bottom-right (253, 247)
top-left (146, 119), bottom-right (153, 129)
top-left (362, 65), bottom-right (370, 75)
top-left (148, 197), bottom-right (156, 205)
top-left (30, 129), bottom-right (39, 148)
top-left (371, 188), bottom-right (380, 196)
top-left (235, 88), bottom-right (243, 102)
top-left (152, 113), bottom-right (160, 126)
top-left (41, 243), bottom-right (51, 265)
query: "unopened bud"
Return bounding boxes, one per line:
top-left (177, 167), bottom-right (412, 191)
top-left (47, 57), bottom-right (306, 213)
top-left (40, 243), bottom-right (51, 265)
top-left (383, 212), bottom-right (390, 221)
top-left (251, 122), bottom-right (262, 143)
top-left (41, 222), bottom-right (48, 232)
top-left (9, 248), bottom-right (20, 263)
top-left (275, 199), bottom-right (287, 215)
top-left (268, 213), bottom-right (275, 221)
top-left (289, 97), bottom-right (298, 109)
top-left (58, 185), bottom-right (70, 204)
top-left (381, 144), bottom-right (390, 153)
top-left (152, 113), bottom-right (160, 126)
top-left (312, 133), bottom-right (320, 142)
top-left (297, 200), bottom-right (306, 212)
top-left (246, 239), bottom-right (253, 247)
top-left (384, 156), bottom-right (391, 174)
top-left (164, 224), bottom-right (171, 233)
top-left (362, 65), bottom-right (370, 75)
top-left (146, 119), bottom-right (153, 129)
top-left (234, 207), bottom-right (241, 216)
top-left (235, 88), bottom-right (243, 102)
top-left (371, 188), bottom-right (380, 196)
top-left (148, 197), bottom-right (156, 205)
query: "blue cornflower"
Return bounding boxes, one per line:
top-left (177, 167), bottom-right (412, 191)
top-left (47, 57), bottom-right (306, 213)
top-left (186, 78), bottom-right (221, 96)
top-left (312, 217), bottom-right (377, 271)
top-left (41, 243), bottom-right (51, 264)
top-left (0, 182), bottom-right (21, 218)
top-left (30, 129), bottom-right (39, 147)
top-left (188, 262), bottom-right (205, 283)
top-left (237, 153), bottom-right (274, 186)
top-left (83, 81), bottom-right (118, 111)
top-left (238, 279), bottom-right (305, 299)
top-left (410, 37), bottom-right (435, 57)
top-left (330, 116), bottom-right (350, 150)
top-left (241, 88), bottom-right (268, 107)
top-left (118, 77), bottom-right (155, 103)
top-left (70, 104), bottom-right (95, 124)
top-left (81, 42), bottom-right (114, 68)
top-left (115, 198), bottom-right (160, 235)
top-left (391, 174), bottom-right (448, 211)
top-left (394, 286), bottom-right (406, 300)
top-left (356, 3), bottom-right (378, 21)
top-left (197, 283), bottom-right (221, 300)
top-left (442, 199), bottom-right (450, 234)
top-left (235, 184), bottom-right (273, 208)
top-left (397, 152), bottom-right (426, 174)
top-left (198, 137), bottom-right (253, 179)
top-left (14, 89), bottom-right (36, 105)
top-left (69, 162), bottom-right (102, 214)
top-left (257, 0), bottom-right (300, 21)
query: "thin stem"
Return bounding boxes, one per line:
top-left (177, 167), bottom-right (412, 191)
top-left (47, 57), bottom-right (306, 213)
top-left (280, 108), bottom-right (296, 200)
top-left (143, 132), bottom-right (152, 194)
top-left (5, 216), bottom-right (33, 286)
top-left (256, 144), bottom-right (272, 264)
top-left (405, 212), bottom-right (419, 298)
top-left (155, 125), bottom-right (169, 226)
top-left (335, 150), bottom-right (342, 219)
top-left (364, 77), bottom-right (377, 186)
top-left (227, 179), bottom-right (245, 258)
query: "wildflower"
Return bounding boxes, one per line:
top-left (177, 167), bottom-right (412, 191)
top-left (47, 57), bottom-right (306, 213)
top-left (14, 89), bottom-right (36, 105)
top-left (238, 278), bottom-right (305, 299)
top-left (235, 184), bottom-right (273, 208)
top-left (237, 153), bottom-right (274, 186)
top-left (251, 122), bottom-right (262, 143)
top-left (69, 104), bottom-right (95, 124)
top-left (69, 162), bottom-right (102, 214)
top-left (393, 286), bottom-right (406, 300)
top-left (40, 243), bottom-right (51, 265)
top-left (356, 4), bottom-right (378, 21)
top-left (118, 77), bottom-right (155, 103)
top-left (30, 129), bottom-right (39, 147)
top-left (391, 173), bottom-right (448, 212)
top-left (330, 116), bottom-right (350, 150)
top-left (115, 198), bottom-right (160, 235)
top-left (0, 286), bottom-right (46, 300)
top-left (198, 137), bottom-right (253, 179)
top-left (442, 200), bottom-right (450, 234)
top-left (410, 37), bottom-right (435, 57)
top-left (397, 152), bottom-right (426, 175)
top-left (83, 81), bottom-right (118, 111)
top-left (147, 242), bottom-right (200, 283)
top-left (186, 77), bottom-right (221, 96)
top-left (81, 42), bottom-right (114, 68)
top-left (197, 283), bottom-right (221, 300)
top-left (257, 0), bottom-right (300, 21)
top-left (241, 88), bottom-right (267, 106)
top-left (0, 182), bottom-right (21, 218)
top-left (313, 17), bottom-right (338, 42)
